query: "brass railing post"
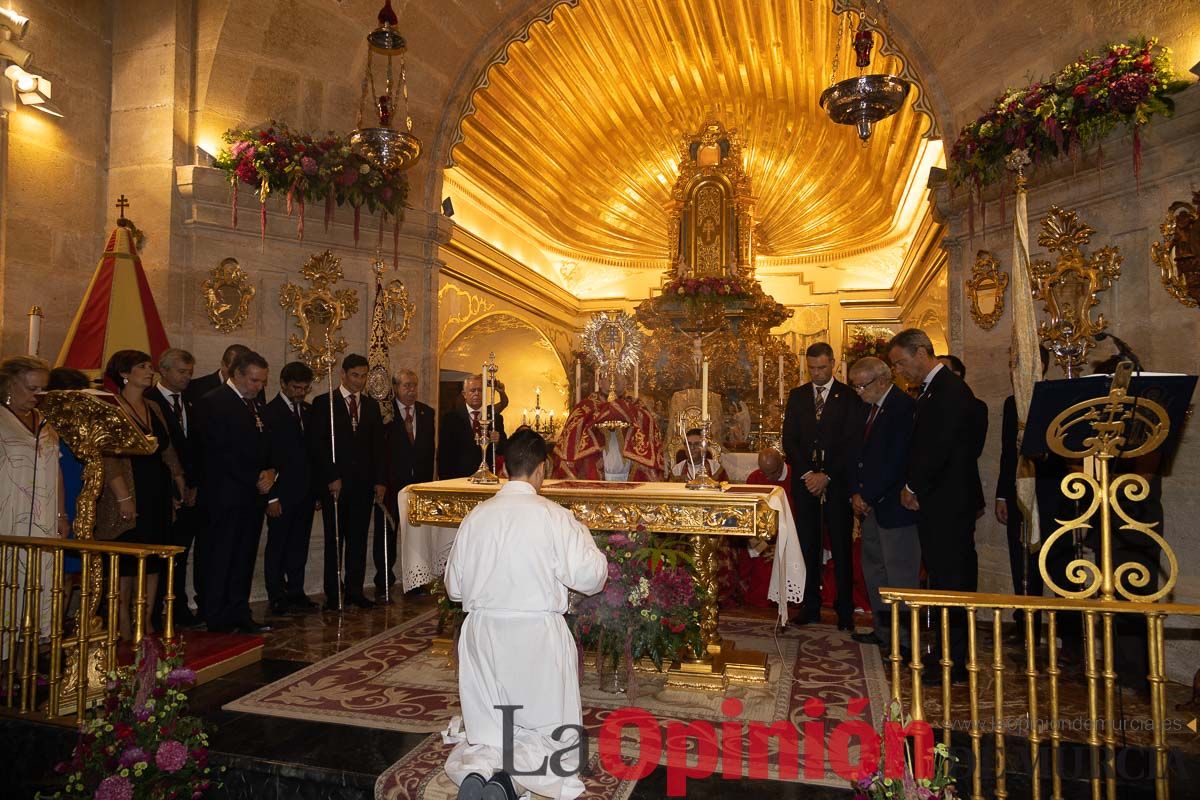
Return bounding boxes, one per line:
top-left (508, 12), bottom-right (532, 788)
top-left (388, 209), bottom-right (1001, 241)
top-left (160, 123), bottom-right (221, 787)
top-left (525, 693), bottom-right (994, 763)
top-left (47, 550), bottom-right (65, 718)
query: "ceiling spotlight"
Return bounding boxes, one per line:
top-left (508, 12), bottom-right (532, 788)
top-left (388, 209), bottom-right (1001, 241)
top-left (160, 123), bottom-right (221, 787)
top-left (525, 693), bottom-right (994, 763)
top-left (0, 7), bottom-right (30, 39)
top-left (4, 64), bottom-right (62, 116)
top-left (0, 37), bottom-right (32, 69)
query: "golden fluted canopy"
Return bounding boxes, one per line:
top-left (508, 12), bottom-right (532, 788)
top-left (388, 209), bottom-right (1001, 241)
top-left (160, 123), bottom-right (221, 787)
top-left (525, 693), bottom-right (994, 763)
top-left (451, 0), bottom-right (932, 269)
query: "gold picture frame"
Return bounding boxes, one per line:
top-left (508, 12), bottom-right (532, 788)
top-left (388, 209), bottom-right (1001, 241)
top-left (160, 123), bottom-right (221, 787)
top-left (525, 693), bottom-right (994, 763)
top-left (965, 250), bottom-right (1009, 330)
top-left (1151, 191), bottom-right (1199, 309)
top-left (202, 258), bottom-right (256, 333)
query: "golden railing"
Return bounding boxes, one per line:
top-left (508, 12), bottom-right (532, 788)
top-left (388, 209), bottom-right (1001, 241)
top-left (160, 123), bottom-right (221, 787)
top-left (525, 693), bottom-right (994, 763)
top-left (0, 534), bottom-right (181, 722)
top-left (883, 365), bottom-right (1196, 799)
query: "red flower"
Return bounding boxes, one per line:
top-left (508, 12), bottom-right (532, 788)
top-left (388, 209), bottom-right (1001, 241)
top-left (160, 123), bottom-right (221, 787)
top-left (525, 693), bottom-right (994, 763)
top-left (113, 723), bottom-right (134, 741)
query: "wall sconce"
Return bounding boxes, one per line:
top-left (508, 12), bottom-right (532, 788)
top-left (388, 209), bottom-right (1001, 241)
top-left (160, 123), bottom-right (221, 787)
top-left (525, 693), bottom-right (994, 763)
top-left (4, 64), bottom-right (63, 117)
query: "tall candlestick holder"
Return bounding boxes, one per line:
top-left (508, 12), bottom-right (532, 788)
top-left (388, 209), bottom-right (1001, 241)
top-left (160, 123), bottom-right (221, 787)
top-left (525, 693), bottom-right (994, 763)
top-left (469, 353), bottom-right (500, 484)
top-left (685, 417), bottom-right (722, 491)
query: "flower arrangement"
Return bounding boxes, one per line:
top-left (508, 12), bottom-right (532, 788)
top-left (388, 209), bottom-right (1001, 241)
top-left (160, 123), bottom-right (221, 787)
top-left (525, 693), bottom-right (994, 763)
top-left (845, 327), bottom-right (893, 364)
top-left (851, 702), bottom-right (958, 800)
top-left (948, 37), bottom-right (1190, 191)
top-left (662, 275), bottom-right (751, 300)
top-left (45, 639), bottom-right (217, 800)
top-left (573, 531), bottom-right (706, 690)
top-left (213, 121), bottom-right (409, 248)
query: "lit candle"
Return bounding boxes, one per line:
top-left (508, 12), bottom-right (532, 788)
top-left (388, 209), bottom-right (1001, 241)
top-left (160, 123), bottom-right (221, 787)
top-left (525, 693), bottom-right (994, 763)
top-left (536, 386), bottom-right (541, 404)
top-left (757, 354), bottom-right (764, 404)
top-left (778, 354), bottom-right (785, 405)
top-left (700, 360), bottom-right (709, 420)
top-left (633, 363), bottom-right (639, 399)
top-left (27, 306), bottom-right (43, 357)
top-left (575, 360), bottom-right (582, 405)
top-left (523, 409), bottom-right (529, 426)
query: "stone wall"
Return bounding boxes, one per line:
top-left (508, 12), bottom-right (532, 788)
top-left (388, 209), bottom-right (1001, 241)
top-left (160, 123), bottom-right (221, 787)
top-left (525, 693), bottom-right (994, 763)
top-left (940, 86), bottom-right (1200, 683)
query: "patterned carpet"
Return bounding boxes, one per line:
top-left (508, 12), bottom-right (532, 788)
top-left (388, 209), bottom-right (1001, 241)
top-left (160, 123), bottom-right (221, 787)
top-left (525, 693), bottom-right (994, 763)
top-left (225, 610), bottom-right (888, 798)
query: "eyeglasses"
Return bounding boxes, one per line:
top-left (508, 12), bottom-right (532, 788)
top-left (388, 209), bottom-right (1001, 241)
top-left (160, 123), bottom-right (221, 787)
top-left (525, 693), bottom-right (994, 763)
top-left (850, 375), bottom-right (882, 393)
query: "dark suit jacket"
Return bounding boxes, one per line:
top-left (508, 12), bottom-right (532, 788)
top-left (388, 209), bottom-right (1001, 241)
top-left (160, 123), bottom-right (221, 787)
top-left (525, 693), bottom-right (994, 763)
top-left (147, 386), bottom-right (197, 491)
top-left (848, 385), bottom-right (918, 529)
top-left (262, 395), bottom-right (314, 505)
top-left (308, 389), bottom-right (387, 491)
top-left (968, 396), bottom-right (989, 513)
top-left (907, 366), bottom-right (977, 518)
top-left (388, 399), bottom-right (436, 490)
top-left (996, 394), bottom-right (1068, 534)
top-left (193, 384), bottom-right (275, 508)
top-left (781, 379), bottom-right (862, 493)
top-left (437, 405), bottom-right (507, 480)
top-left (185, 370), bottom-right (265, 405)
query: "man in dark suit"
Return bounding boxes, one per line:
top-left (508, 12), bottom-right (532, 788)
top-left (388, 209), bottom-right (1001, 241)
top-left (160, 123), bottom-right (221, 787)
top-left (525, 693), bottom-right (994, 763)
top-left (193, 351), bottom-right (277, 634)
top-left (938, 354), bottom-right (988, 519)
top-left (309, 353), bottom-right (388, 610)
top-left (889, 329), bottom-right (979, 683)
top-left (262, 361), bottom-right (318, 615)
top-left (438, 374), bottom-right (507, 480)
top-left (185, 343), bottom-right (249, 404)
top-left (148, 347), bottom-right (202, 628)
top-left (846, 357), bottom-right (920, 652)
top-left (376, 368), bottom-right (435, 599)
top-left (782, 341), bottom-right (862, 629)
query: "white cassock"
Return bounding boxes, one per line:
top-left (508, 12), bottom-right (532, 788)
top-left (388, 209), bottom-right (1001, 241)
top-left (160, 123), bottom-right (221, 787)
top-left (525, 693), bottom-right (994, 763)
top-left (442, 481), bottom-right (608, 799)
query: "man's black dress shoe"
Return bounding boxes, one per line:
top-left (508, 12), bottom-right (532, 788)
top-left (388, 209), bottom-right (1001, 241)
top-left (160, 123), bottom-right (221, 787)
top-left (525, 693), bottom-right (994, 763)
top-left (173, 608), bottom-right (203, 629)
top-left (347, 595), bottom-right (376, 610)
top-left (922, 666), bottom-right (969, 686)
top-left (236, 619), bottom-right (272, 634)
top-left (837, 616), bottom-right (855, 632)
top-left (482, 772), bottom-right (519, 800)
top-left (323, 601), bottom-right (343, 612)
top-left (851, 631), bottom-right (885, 646)
top-left (287, 595), bottom-right (320, 611)
top-left (456, 772), bottom-right (487, 800)
top-left (269, 600), bottom-right (291, 616)
top-left (789, 605), bottom-right (821, 626)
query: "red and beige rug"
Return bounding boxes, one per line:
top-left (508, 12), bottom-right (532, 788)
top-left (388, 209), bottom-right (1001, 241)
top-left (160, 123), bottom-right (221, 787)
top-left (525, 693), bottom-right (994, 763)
top-left (224, 610), bottom-right (887, 799)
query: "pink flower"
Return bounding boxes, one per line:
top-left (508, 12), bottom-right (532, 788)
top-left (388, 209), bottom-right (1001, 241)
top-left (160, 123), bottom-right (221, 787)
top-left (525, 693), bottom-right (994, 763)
top-left (300, 156), bottom-right (318, 176)
top-left (337, 169), bottom-right (358, 186)
top-left (119, 746), bottom-right (149, 767)
top-left (155, 739), bottom-right (189, 773)
top-left (166, 667), bottom-right (196, 688)
top-left (95, 775), bottom-right (133, 800)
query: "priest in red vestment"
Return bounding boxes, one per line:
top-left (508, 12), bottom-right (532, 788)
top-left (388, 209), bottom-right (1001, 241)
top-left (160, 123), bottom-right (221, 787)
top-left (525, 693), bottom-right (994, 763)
top-left (739, 447), bottom-right (790, 607)
top-left (552, 375), bottom-right (663, 482)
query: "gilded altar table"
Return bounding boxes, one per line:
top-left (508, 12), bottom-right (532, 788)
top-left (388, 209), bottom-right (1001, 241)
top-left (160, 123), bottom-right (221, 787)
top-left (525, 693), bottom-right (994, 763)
top-left (400, 478), bottom-right (805, 690)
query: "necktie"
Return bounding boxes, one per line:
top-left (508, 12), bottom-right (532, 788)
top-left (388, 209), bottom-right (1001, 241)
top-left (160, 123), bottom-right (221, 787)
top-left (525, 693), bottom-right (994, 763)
top-left (347, 393), bottom-right (359, 430)
top-left (293, 400), bottom-right (304, 432)
top-left (243, 397), bottom-right (263, 431)
top-left (471, 409), bottom-right (480, 436)
top-left (170, 393), bottom-right (184, 433)
top-left (864, 404), bottom-right (880, 438)
top-left (919, 381), bottom-right (930, 398)
top-left (814, 385), bottom-right (826, 421)
top-left (404, 405), bottom-right (415, 445)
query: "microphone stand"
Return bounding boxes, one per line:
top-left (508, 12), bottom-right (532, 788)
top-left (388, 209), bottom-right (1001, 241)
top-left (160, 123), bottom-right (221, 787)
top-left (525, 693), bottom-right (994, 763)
top-left (323, 338), bottom-right (344, 612)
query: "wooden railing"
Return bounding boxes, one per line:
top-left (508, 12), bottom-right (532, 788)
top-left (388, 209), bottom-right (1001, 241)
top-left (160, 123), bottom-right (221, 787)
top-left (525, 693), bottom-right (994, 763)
top-left (0, 534), bottom-right (182, 722)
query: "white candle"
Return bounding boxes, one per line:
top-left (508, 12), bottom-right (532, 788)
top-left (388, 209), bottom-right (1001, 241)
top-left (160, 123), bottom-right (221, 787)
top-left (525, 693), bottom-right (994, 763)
top-left (575, 360), bottom-right (582, 405)
top-left (757, 354), bottom-right (764, 404)
top-left (633, 363), bottom-right (639, 399)
top-left (523, 409), bottom-right (529, 425)
top-left (701, 360), bottom-right (709, 420)
top-left (536, 386), bottom-right (541, 403)
top-left (778, 354), bottom-right (785, 404)
top-left (27, 307), bottom-right (42, 357)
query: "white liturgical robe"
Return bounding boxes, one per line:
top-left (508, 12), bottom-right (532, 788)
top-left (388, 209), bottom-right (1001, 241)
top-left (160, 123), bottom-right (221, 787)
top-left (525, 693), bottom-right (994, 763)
top-left (442, 480), bottom-right (608, 799)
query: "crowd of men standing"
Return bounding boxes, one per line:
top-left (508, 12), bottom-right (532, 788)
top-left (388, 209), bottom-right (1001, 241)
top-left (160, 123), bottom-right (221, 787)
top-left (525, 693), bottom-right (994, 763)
top-left (147, 344), bottom-right (494, 635)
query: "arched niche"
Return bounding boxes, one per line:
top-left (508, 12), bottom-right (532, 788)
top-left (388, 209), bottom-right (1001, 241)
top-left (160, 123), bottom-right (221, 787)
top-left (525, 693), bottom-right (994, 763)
top-left (439, 312), bottom-right (570, 425)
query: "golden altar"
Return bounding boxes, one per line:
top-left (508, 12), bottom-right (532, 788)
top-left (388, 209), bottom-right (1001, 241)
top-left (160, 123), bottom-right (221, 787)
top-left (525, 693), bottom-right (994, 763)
top-left (406, 477), bottom-right (797, 690)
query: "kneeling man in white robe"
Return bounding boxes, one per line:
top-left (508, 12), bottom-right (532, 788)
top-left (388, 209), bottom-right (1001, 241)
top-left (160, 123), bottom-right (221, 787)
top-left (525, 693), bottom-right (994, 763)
top-left (443, 428), bottom-right (608, 800)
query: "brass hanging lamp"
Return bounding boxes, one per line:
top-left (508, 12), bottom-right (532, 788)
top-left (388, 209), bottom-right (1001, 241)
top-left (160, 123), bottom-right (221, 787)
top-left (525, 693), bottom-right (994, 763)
top-left (819, 2), bottom-right (910, 142)
top-left (350, 0), bottom-right (422, 172)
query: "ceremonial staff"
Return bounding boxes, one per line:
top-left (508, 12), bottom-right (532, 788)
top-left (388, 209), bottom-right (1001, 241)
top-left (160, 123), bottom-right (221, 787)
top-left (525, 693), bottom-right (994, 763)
top-left (322, 332), bottom-right (344, 612)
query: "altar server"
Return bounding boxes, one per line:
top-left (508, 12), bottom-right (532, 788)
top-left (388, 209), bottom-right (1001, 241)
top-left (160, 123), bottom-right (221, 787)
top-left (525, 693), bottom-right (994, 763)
top-left (442, 429), bottom-right (607, 800)
top-left (670, 427), bottom-right (728, 481)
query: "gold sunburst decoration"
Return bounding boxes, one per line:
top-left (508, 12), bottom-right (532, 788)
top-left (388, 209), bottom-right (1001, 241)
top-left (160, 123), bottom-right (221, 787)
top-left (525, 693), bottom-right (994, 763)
top-left (581, 312), bottom-right (642, 382)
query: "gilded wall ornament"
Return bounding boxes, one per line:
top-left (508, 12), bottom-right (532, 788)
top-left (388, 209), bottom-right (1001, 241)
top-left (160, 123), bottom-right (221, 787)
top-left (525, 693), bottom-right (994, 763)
top-left (279, 250), bottom-right (360, 378)
top-left (202, 257), bottom-right (256, 333)
top-left (965, 250), bottom-right (1009, 330)
top-left (1151, 191), bottom-right (1199, 308)
top-left (1029, 206), bottom-right (1122, 377)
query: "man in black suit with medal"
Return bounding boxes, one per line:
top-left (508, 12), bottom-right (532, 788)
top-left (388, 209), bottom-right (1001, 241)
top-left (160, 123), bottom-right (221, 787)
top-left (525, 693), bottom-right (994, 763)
top-left (938, 354), bottom-right (989, 520)
top-left (782, 341), bottom-right (863, 630)
top-left (148, 347), bottom-right (203, 628)
top-left (185, 343), bottom-right (254, 404)
top-left (438, 374), bottom-right (507, 480)
top-left (377, 368), bottom-right (435, 599)
top-left (309, 353), bottom-right (388, 610)
top-left (889, 328), bottom-right (979, 684)
top-left (262, 361), bottom-right (318, 615)
top-left (193, 351), bottom-right (278, 634)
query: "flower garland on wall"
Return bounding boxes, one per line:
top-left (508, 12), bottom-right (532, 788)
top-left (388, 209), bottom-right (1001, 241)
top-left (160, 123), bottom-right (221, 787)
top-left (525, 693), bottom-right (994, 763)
top-left (844, 327), bottom-right (893, 365)
top-left (949, 38), bottom-right (1190, 195)
top-left (213, 121), bottom-right (410, 258)
top-left (47, 639), bottom-right (218, 800)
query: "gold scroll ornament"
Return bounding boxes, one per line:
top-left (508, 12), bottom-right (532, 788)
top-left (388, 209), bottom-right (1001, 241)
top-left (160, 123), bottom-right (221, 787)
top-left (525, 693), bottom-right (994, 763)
top-left (279, 250), bottom-right (360, 379)
top-left (1152, 190), bottom-right (1200, 308)
top-left (965, 250), bottom-right (1009, 330)
top-left (202, 257), bottom-right (256, 333)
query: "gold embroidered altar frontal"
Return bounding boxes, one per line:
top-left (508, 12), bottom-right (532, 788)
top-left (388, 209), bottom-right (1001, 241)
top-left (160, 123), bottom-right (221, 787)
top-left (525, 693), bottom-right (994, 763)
top-left (406, 478), bottom-right (780, 539)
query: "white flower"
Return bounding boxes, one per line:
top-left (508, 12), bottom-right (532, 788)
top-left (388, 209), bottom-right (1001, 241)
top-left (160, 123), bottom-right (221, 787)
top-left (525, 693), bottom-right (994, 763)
top-left (359, 163), bottom-right (371, 174)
